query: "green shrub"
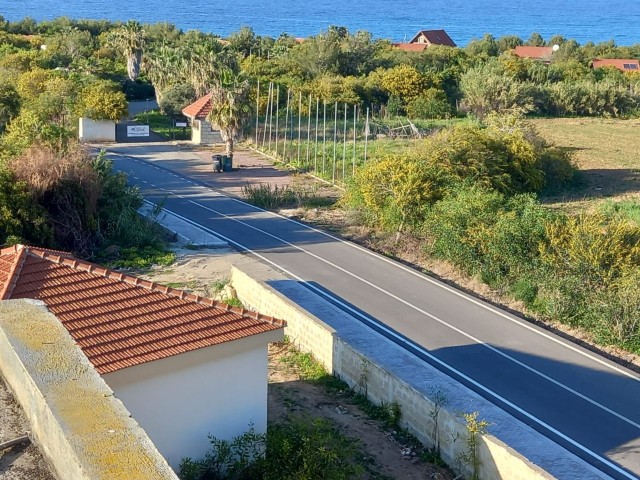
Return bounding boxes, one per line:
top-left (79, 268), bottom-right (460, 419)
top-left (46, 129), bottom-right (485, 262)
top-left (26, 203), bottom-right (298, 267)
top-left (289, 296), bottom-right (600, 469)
top-left (423, 184), bottom-right (507, 279)
top-left (406, 88), bottom-right (452, 119)
top-left (242, 183), bottom-right (295, 209)
top-left (344, 153), bottom-right (452, 231)
top-left (179, 419), bottom-right (364, 480)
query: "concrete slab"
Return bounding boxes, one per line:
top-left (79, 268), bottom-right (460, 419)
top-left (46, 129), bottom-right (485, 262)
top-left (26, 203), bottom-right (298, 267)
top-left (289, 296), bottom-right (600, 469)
top-left (139, 201), bottom-right (227, 248)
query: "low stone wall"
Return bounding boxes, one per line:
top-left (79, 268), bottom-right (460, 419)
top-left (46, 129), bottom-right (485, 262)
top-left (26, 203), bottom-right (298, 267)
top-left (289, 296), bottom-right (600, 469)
top-left (231, 267), bottom-right (335, 372)
top-left (0, 300), bottom-right (179, 480)
top-left (231, 264), bottom-right (598, 480)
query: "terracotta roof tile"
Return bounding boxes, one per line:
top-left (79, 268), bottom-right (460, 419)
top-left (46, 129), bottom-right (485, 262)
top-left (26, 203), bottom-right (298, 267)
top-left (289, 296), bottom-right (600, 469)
top-left (513, 46), bottom-right (554, 60)
top-left (592, 58), bottom-right (640, 72)
top-left (0, 245), bottom-right (284, 374)
top-left (393, 43), bottom-right (428, 53)
top-left (182, 93), bottom-right (213, 119)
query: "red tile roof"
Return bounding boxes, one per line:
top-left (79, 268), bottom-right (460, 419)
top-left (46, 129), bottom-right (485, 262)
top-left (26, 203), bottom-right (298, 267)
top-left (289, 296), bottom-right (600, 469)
top-left (409, 30), bottom-right (457, 48)
top-left (592, 58), bottom-right (640, 72)
top-left (182, 93), bottom-right (213, 119)
top-left (0, 245), bottom-right (284, 374)
top-left (393, 43), bottom-right (428, 53)
top-left (513, 46), bottom-right (554, 60)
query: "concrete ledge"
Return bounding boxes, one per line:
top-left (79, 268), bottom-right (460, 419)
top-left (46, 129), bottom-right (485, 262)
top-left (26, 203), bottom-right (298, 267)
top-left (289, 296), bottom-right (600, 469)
top-left (230, 263), bottom-right (607, 480)
top-left (140, 200), bottom-right (227, 248)
top-left (0, 300), bottom-right (179, 480)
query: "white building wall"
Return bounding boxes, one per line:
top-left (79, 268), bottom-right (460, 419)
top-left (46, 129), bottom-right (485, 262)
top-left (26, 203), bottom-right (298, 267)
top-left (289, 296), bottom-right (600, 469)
top-left (103, 331), bottom-right (281, 470)
top-left (78, 118), bottom-right (116, 142)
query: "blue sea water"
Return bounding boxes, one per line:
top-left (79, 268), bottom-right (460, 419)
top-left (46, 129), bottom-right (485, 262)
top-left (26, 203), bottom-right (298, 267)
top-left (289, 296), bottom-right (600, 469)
top-left (2, 0), bottom-right (640, 46)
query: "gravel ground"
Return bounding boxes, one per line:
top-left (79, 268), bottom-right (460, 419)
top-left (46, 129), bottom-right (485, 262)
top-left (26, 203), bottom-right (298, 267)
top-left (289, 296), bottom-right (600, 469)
top-left (0, 378), bottom-right (56, 480)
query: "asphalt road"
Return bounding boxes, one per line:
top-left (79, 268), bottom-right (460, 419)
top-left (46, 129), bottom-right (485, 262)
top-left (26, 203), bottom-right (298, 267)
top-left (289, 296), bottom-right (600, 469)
top-left (110, 151), bottom-right (640, 480)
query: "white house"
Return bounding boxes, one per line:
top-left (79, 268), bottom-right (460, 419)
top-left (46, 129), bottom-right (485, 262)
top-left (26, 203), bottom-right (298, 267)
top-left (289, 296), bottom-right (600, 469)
top-left (0, 245), bottom-right (284, 470)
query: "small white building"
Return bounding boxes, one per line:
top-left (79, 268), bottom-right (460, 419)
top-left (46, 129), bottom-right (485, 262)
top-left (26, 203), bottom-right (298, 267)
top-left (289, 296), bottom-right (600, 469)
top-left (182, 93), bottom-right (224, 145)
top-left (0, 245), bottom-right (284, 470)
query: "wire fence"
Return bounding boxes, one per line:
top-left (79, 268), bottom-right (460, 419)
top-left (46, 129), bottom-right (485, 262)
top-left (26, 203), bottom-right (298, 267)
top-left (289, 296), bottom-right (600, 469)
top-left (252, 81), bottom-right (373, 185)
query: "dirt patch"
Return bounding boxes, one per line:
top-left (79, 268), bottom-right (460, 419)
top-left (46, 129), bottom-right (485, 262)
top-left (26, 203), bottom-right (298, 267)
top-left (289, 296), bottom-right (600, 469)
top-left (268, 342), bottom-right (454, 480)
top-left (0, 379), bottom-right (56, 480)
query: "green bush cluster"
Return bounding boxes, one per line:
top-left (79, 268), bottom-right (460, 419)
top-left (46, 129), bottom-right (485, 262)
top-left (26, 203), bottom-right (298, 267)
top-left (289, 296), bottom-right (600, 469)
top-left (424, 186), bottom-right (640, 352)
top-left (179, 419), bottom-right (364, 480)
top-left (345, 116), bottom-right (640, 352)
top-left (0, 145), bottom-right (171, 264)
top-left (345, 117), bottom-right (575, 232)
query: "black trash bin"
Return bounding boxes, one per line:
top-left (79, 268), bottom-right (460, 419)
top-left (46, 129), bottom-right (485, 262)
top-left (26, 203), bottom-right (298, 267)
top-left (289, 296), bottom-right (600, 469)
top-left (222, 155), bottom-right (233, 172)
top-left (212, 155), bottom-right (223, 173)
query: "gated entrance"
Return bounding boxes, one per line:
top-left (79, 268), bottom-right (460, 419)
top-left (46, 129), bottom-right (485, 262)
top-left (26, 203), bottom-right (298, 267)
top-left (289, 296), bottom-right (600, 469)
top-left (115, 121), bottom-right (167, 143)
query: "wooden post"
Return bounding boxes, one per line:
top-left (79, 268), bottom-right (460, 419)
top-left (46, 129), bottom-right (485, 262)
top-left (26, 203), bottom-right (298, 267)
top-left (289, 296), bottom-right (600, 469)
top-left (274, 86), bottom-right (280, 156)
top-left (283, 89), bottom-right (291, 162)
top-left (322, 101), bottom-right (327, 176)
top-left (315, 98), bottom-right (320, 173)
top-left (333, 101), bottom-right (338, 184)
top-left (364, 107), bottom-right (370, 163)
top-left (353, 104), bottom-right (357, 175)
top-left (297, 91), bottom-right (302, 164)
top-left (262, 82), bottom-right (271, 148)
top-left (268, 82), bottom-right (274, 151)
top-left (342, 103), bottom-right (347, 181)
top-left (306, 93), bottom-right (312, 167)
top-left (254, 79), bottom-right (260, 146)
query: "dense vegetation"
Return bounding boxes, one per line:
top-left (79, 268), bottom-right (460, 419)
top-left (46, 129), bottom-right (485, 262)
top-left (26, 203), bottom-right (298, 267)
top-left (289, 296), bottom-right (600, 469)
top-left (0, 15), bottom-right (639, 350)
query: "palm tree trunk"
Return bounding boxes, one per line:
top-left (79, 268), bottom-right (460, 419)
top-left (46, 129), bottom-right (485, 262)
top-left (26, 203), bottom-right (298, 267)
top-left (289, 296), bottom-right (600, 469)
top-left (226, 137), bottom-right (234, 159)
top-left (127, 50), bottom-right (142, 82)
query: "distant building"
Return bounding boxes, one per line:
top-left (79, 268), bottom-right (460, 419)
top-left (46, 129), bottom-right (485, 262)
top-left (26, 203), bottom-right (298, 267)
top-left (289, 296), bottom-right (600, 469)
top-left (0, 244), bottom-right (285, 470)
top-left (393, 29), bottom-right (456, 52)
top-left (512, 45), bottom-right (556, 62)
top-left (592, 58), bottom-right (640, 72)
top-left (182, 93), bottom-right (223, 145)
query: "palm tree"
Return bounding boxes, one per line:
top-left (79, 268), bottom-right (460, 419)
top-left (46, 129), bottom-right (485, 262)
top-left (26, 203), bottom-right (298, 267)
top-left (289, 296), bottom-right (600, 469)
top-left (207, 70), bottom-right (253, 160)
top-left (109, 20), bottom-right (146, 82)
top-left (144, 44), bottom-right (181, 102)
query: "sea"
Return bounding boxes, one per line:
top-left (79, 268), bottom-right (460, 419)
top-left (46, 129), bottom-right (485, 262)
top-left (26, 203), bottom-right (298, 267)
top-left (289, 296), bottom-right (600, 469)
top-left (2, 0), bottom-right (640, 46)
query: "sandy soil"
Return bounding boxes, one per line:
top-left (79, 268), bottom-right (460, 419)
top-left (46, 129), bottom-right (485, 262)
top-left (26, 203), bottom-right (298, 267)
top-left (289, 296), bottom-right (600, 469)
top-left (0, 379), bottom-right (55, 480)
top-left (268, 342), bottom-right (454, 480)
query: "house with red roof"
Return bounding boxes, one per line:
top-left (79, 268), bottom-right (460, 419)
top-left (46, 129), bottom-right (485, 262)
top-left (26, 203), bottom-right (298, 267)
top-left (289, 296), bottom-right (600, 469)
top-left (182, 93), bottom-right (223, 145)
top-left (393, 29), bottom-right (457, 53)
top-left (0, 244), bottom-right (284, 469)
top-left (512, 45), bottom-right (556, 63)
top-left (592, 58), bottom-right (640, 72)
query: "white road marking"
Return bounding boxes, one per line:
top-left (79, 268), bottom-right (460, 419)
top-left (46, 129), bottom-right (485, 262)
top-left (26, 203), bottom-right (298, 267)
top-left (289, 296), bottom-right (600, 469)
top-left (145, 198), bottom-right (636, 480)
top-left (185, 199), bottom-right (640, 428)
top-left (116, 151), bottom-right (640, 383)
top-left (109, 149), bottom-right (640, 476)
top-left (227, 194), bottom-right (640, 383)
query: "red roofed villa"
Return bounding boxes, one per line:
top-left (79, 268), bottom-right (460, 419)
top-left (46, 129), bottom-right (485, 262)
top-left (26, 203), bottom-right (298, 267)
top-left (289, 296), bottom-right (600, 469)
top-left (393, 29), bottom-right (457, 52)
top-left (182, 93), bottom-right (224, 145)
top-left (592, 58), bottom-right (640, 72)
top-left (0, 244), bottom-right (284, 469)
top-left (512, 45), bottom-right (556, 62)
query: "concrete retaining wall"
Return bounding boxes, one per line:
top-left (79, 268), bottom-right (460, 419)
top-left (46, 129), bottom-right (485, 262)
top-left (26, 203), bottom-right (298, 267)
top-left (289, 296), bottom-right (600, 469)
top-left (79, 118), bottom-right (116, 142)
top-left (231, 267), bottom-right (336, 372)
top-left (230, 264), bottom-right (599, 480)
top-left (0, 300), bottom-right (179, 480)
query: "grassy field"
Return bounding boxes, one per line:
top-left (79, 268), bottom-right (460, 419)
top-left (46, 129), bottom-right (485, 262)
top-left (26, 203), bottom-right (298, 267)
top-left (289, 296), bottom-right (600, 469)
top-left (529, 118), bottom-right (640, 208)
